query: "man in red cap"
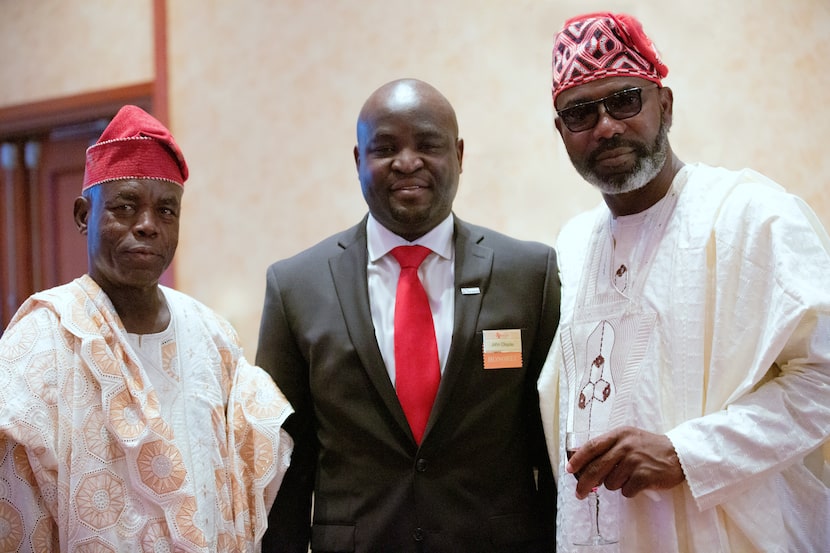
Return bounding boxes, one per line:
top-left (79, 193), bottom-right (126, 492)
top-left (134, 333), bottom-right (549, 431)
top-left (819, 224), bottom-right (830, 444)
top-left (0, 105), bottom-right (293, 552)
top-left (538, 12), bottom-right (830, 552)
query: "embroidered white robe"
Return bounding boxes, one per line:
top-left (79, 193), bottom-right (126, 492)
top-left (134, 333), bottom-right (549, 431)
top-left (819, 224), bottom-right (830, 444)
top-left (539, 163), bottom-right (830, 552)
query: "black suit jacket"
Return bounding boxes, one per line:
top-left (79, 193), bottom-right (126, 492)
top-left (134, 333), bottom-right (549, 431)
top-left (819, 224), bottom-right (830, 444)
top-left (256, 216), bottom-right (559, 553)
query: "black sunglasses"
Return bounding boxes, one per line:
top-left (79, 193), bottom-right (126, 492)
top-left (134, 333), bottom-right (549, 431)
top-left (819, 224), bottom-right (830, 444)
top-left (556, 85), bottom-right (659, 133)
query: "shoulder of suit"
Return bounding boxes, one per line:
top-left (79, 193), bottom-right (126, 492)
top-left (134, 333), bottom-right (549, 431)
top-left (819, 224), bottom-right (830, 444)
top-left (265, 220), bottom-right (365, 271)
top-left (459, 219), bottom-right (554, 253)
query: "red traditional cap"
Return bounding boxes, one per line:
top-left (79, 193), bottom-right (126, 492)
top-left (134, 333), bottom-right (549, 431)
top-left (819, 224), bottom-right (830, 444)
top-left (82, 105), bottom-right (188, 191)
top-left (552, 12), bottom-right (669, 103)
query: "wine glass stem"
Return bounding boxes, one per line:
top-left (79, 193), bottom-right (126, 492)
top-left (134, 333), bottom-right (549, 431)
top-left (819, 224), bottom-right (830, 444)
top-left (589, 490), bottom-right (604, 541)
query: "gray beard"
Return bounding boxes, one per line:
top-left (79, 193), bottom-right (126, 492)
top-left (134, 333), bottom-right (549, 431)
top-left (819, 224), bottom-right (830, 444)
top-left (574, 119), bottom-right (670, 195)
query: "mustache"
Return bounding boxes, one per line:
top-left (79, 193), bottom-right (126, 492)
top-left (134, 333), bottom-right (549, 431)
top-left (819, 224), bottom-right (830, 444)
top-left (588, 137), bottom-right (647, 164)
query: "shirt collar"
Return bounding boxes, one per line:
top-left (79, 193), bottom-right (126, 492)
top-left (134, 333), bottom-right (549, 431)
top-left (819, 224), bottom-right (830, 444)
top-left (367, 213), bottom-right (454, 263)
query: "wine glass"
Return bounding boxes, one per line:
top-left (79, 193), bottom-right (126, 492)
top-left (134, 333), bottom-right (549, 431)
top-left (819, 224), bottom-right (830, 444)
top-left (565, 430), bottom-right (618, 547)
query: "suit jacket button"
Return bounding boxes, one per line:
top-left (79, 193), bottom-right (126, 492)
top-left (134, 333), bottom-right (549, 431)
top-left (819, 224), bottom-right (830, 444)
top-left (414, 527), bottom-right (424, 542)
top-left (415, 458), bottom-right (428, 472)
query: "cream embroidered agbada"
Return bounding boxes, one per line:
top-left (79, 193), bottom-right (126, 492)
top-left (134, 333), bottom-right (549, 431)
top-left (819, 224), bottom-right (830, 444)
top-left (0, 275), bottom-right (293, 553)
top-left (539, 163), bottom-right (830, 552)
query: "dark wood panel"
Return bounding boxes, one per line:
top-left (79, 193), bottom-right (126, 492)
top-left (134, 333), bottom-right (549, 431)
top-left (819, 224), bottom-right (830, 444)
top-left (0, 83), bottom-right (154, 138)
top-left (39, 137), bottom-right (91, 288)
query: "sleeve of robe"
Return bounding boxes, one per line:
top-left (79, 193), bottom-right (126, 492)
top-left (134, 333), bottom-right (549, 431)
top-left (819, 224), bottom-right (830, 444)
top-left (666, 176), bottom-right (830, 513)
top-left (0, 305), bottom-right (64, 551)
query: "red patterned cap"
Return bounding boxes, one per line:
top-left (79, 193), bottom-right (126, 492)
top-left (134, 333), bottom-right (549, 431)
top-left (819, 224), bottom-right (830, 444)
top-left (83, 105), bottom-right (188, 191)
top-left (552, 12), bottom-right (668, 103)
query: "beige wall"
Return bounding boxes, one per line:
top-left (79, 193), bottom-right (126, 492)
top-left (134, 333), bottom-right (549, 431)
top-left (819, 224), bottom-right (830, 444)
top-left (0, 0), bottom-right (154, 103)
top-left (3, 0), bottom-right (829, 356)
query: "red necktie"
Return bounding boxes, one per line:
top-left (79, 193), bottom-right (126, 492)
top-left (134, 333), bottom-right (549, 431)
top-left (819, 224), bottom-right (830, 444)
top-left (390, 245), bottom-right (441, 444)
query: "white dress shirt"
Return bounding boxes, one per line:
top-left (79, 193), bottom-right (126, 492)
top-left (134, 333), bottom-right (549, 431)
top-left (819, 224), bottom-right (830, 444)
top-left (366, 214), bottom-right (455, 385)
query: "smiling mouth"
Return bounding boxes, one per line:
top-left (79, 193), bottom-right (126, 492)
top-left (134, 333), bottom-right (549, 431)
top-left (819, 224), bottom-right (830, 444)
top-left (392, 179), bottom-right (429, 191)
top-left (391, 181), bottom-right (432, 201)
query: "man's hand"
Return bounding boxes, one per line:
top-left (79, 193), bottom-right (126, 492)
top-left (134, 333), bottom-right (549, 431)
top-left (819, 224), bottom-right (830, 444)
top-left (566, 426), bottom-right (685, 499)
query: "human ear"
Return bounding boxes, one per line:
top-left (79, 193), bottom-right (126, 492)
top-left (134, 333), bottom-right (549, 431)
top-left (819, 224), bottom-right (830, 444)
top-left (73, 196), bottom-right (90, 235)
top-left (659, 87), bottom-right (674, 129)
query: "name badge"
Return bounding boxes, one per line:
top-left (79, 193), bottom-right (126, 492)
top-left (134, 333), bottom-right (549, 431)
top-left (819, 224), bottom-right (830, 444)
top-left (482, 329), bottom-right (522, 369)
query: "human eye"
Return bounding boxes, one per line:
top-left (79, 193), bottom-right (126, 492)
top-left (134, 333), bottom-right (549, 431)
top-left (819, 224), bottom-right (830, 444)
top-left (110, 202), bottom-right (136, 216)
top-left (370, 143), bottom-right (396, 156)
top-left (606, 89), bottom-right (641, 114)
top-left (157, 198), bottom-right (180, 219)
top-left (419, 139), bottom-right (447, 153)
top-left (559, 103), bottom-right (595, 129)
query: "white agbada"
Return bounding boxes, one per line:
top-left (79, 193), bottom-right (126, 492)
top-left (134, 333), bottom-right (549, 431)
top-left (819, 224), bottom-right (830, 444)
top-left (539, 163), bottom-right (830, 552)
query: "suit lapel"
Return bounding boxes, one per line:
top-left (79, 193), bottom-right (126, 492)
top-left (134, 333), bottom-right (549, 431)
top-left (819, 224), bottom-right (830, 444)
top-left (426, 220), bottom-right (493, 434)
top-left (329, 220), bottom-right (413, 439)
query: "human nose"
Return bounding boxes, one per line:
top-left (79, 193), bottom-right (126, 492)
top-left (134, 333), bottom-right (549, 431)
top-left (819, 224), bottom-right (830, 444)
top-left (133, 209), bottom-right (159, 237)
top-left (592, 104), bottom-right (626, 139)
top-left (390, 148), bottom-right (424, 173)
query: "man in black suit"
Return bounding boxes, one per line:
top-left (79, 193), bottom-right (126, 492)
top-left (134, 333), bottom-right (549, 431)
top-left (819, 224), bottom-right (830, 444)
top-left (257, 78), bottom-right (559, 552)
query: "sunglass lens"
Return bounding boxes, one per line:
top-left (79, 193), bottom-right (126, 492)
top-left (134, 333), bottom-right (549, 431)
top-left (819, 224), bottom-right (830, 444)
top-left (606, 89), bottom-right (643, 119)
top-left (561, 104), bottom-right (597, 132)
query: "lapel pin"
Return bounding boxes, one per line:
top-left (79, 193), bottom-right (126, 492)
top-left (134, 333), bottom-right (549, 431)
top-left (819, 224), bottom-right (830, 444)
top-left (461, 287), bottom-right (481, 295)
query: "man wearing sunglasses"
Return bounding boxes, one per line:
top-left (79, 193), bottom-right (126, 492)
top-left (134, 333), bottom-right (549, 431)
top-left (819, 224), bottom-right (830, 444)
top-left (538, 11), bottom-right (830, 552)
